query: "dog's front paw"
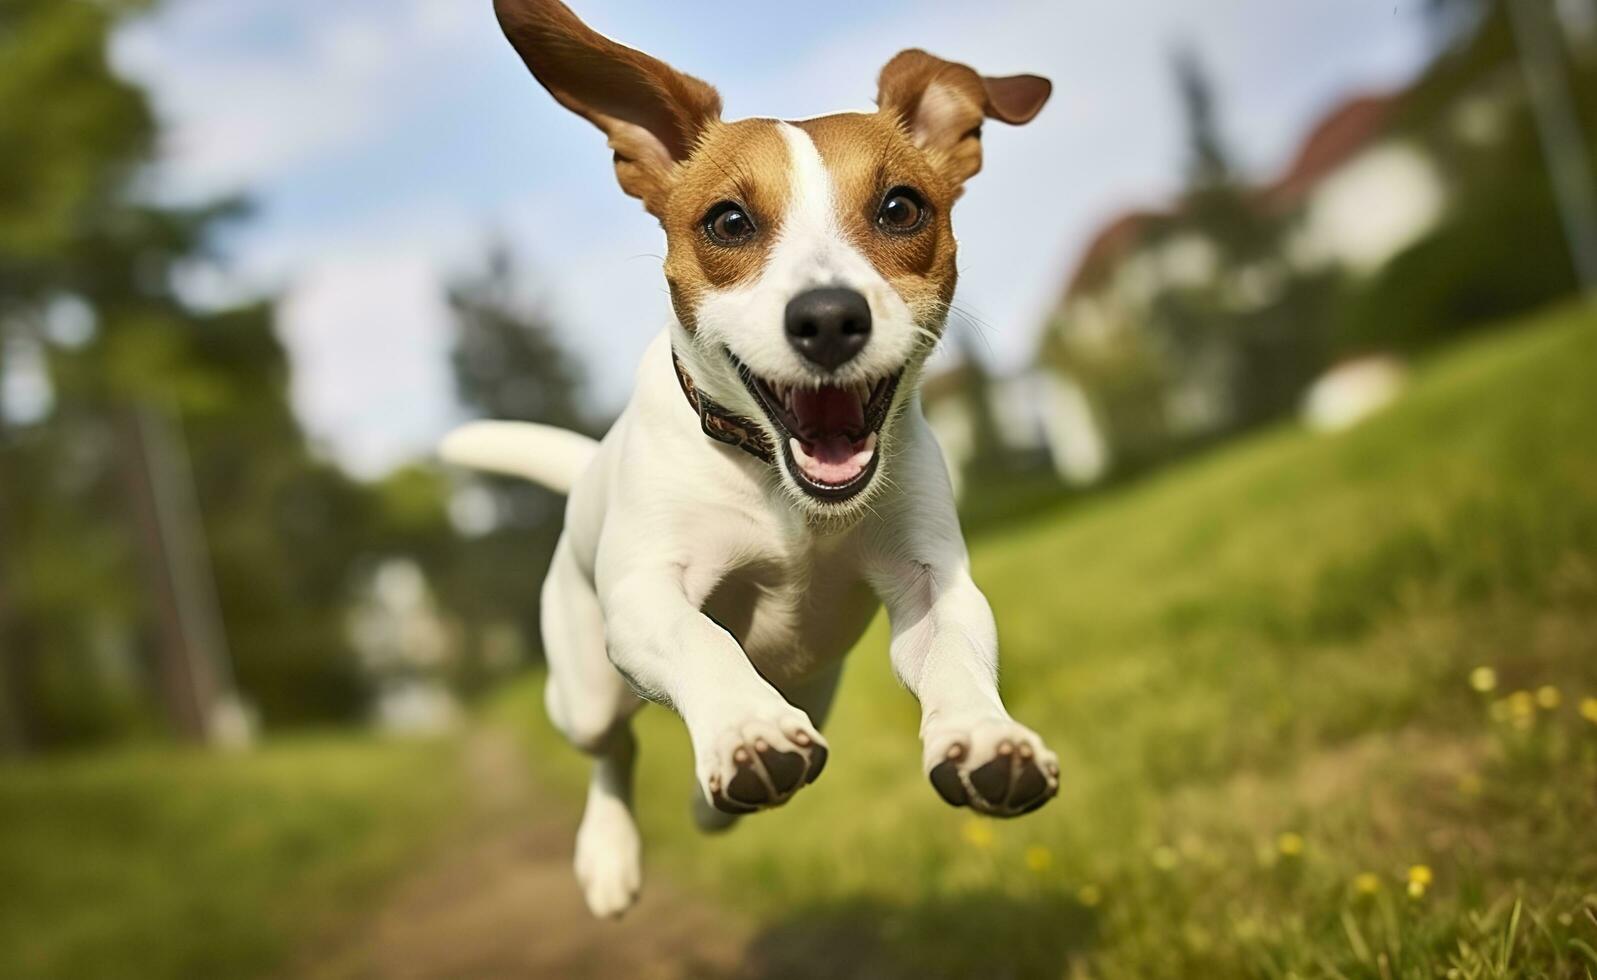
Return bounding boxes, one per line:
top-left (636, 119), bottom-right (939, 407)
top-left (694, 707), bottom-right (828, 815)
top-left (924, 718), bottom-right (1059, 817)
top-left (573, 793), bottom-right (641, 918)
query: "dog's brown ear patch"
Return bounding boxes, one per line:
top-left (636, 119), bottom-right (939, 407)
top-left (876, 49), bottom-right (1050, 189)
top-left (495, 0), bottom-right (722, 216)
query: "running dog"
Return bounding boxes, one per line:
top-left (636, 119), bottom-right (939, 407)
top-left (443, 0), bottom-right (1058, 918)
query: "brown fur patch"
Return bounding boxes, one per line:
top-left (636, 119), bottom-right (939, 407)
top-left (876, 49), bottom-right (1051, 189)
top-left (495, 0), bottom-right (722, 215)
top-left (662, 119), bottom-right (793, 330)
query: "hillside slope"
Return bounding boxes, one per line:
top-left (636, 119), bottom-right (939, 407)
top-left (509, 302), bottom-right (1597, 978)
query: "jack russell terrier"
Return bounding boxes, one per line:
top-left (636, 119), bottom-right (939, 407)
top-left (443, 0), bottom-right (1059, 918)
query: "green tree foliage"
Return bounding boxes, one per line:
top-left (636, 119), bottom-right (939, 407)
top-left (0, 0), bottom-right (417, 748)
top-left (1338, 0), bottom-right (1590, 353)
top-left (1166, 47), bottom-right (1337, 431)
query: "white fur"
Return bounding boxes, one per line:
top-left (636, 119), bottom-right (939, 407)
top-left (442, 120), bottom-right (1056, 921)
top-left (438, 421), bottom-right (597, 496)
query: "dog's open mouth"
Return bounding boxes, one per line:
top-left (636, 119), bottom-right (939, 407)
top-left (732, 357), bottom-right (901, 501)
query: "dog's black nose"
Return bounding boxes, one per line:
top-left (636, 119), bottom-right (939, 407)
top-left (785, 287), bottom-right (871, 371)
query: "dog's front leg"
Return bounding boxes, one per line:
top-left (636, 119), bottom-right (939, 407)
top-left (601, 570), bottom-right (829, 815)
top-left (873, 556), bottom-right (1060, 817)
top-left (866, 417), bottom-right (1060, 816)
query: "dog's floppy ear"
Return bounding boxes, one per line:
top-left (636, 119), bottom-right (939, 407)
top-left (495, 0), bottom-right (722, 216)
top-left (876, 49), bottom-right (1050, 189)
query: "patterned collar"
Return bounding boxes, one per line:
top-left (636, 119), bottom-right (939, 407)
top-left (671, 350), bottom-right (776, 465)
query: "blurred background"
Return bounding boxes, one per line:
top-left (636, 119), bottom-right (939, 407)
top-left (3, 0), bottom-right (1597, 977)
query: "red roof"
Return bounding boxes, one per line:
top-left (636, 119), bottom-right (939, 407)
top-left (1263, 93), bottom-right (1399, 208)
top-left (1060, 208), bottom-right (1163, 297)
top-left (1058, 91), bottom-right (1401, 302)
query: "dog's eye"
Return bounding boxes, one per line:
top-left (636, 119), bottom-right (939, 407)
top-left (704, 202), bottom-right (757, 245)
top-left (877, 187), bottom-right (927, 233)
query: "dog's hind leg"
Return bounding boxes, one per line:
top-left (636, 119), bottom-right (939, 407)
top-left (541, 537), bottom-right (645, 917)
top-left (690, 662), bottom-right (843, 833)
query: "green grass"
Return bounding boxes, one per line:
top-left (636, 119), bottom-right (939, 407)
top-left (503, 302), bottom-right (1597, 978)
top-left (0, 735), bottom-right (459, 980)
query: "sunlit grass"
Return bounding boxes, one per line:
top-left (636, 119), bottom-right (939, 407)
top-left (504, 302), bottom-right (1597, 977)
top-left (0, 735), bottom-right (459, 980)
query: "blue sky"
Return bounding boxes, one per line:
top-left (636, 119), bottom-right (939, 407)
top-left (112, 0), bottom-right (1434, 476)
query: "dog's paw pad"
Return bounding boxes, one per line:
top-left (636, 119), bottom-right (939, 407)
top-left (724, 758), bottom-right (770, 808)
top-left (928, 748), bottom-right (969, 807)
top-left (924, 721), bottom-right (1059, 818)
top-left (700, 714), bottom-right (827, 815)
top-left (756, 739), bottom-right (809, 793)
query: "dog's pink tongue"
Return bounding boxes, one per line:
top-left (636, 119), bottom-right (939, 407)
top-left (791, 433), bottom-right (876, 486)
top-left (790, 385), bottom-right (863, 438)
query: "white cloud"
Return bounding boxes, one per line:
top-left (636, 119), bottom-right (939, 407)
top-left (112, 0), bottom-right (476, 198)
top-left (278, 249), bottom-right (458, 477)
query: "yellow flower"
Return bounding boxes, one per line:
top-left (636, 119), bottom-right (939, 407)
top-left (1535, 685), bottom-right (1561, 709)
top-left (1354, 872), bottom-right (1382, 895)
top-left (1503, 691), bottom-right (1536, 729)
top-left (1024, 845), bottom-right (1053, 873)
top-left (1151, 845), bottom-right (1179, 871)
top-left (1407, 864), bottom-right (1432, 898)
top-left (962, 818), bottom-right (994, 849)
top-left (1277, 832), bottom-right (1305, 858)
top-left (1580, 697), bottom-right (1597, 725)
top-left (1076, 883), bottom-right (1102, 907)
top-left (1469, 666), bottom-right (1498, 693)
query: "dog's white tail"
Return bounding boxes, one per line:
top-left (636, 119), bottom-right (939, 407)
top-left (438, 421), bottom-right (598, 496)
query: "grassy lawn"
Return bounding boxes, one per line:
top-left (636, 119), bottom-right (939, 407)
top-left (503, 302), bottom-right (1597, 978)
top-left (0, 735), bottom-right (459, 980)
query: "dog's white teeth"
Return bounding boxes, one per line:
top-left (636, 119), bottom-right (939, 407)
top-left (855, 381), bottom-right (871, 404)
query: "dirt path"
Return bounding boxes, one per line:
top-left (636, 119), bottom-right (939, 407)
top-left (302, 729), bottom-right (750, 980)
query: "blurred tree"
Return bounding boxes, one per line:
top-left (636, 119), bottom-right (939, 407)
top-left (1161, 47), bottom-right (1333, 433)
top-left (0, 0), bottom-right (406, 748)
top-left (1423, 0), bottom-right (1492, 51)
top-left (1, 0), bottom-right (165, 749)
top-left (1339, 0), bottom-right (1593, 353)
top-left (1175, 44), bottom-right (1235, 191)
top-left (945, 324), bottom-right (1016, 500)
top-left (441, 243), bottom-right (595, 691)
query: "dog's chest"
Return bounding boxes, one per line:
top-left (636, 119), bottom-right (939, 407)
top-left (702, 540), bottom-right (878, 685)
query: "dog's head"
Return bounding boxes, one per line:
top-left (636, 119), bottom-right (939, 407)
top-left (497, 0), bottom-right (1049, 521)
